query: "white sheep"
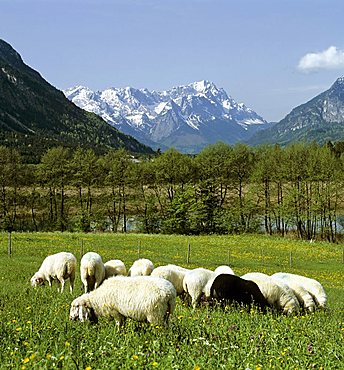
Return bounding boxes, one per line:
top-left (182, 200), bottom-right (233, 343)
top-left (182, 268), bottom-right (215, 308)
top-left (271, 272), bottom-right (327, 309)
top-left (69, 276), bottom-right (176, 327)
top-left (151, 264), bottom-right (190, 296)
top-left (241, 272), bottom-right (300, 315)
top-left (214, 265), bottom-right (235, 275)
top-left (80, 252), bottom-right (105, 293)
top-left (104, 259), bottom-right (127, 278)
top-left (31, 252), bottom-right (77, 293)
top-left (128, 258), bottom-right (154, 276)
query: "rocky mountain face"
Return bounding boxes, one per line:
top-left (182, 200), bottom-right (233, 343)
top-left (65, 80), bottom-right (271, 153)
top-left (0, 39), bottom-right (153, 162)
top-left (248, 77), bottom-right (344, 146)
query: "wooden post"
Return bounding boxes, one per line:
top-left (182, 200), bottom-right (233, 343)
top-left (227, 249), bottom-right (231, 265)
top-left (187, 241), bottom-right (191, 264)
top-left (8, 231), bottom-right (12, 257)
top-left (289, 251), bottom-right (293, 268)
top-left (137, 240), bottom-right (141, 259)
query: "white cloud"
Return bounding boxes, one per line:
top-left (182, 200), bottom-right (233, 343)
top-left (297, 46), bottom-right (344, 73)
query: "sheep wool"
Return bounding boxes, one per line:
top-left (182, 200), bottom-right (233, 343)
top-left (183, 268), bottom-right (215, 308)
top-left (242, 272), bottom-right (300, 315)
top-left (271, 272), bottom-right (327, 309)
top-left (151, 265), bottom-right (188, 295)
top-left (80, 252), bottom-right (105, 293)
top-left (69, 276), bottom-right (176, 327)
top-left (128, 258), bottom-right (154, 276)
top-left (31, 252), bottom-right (77, 293)
top-left (104, 259), bottom-right (127, 278)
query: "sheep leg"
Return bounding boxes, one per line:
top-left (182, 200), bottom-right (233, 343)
top-left (69, 272), bottom-right (75, 293)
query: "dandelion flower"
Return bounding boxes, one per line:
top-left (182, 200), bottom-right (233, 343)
top-left (152, 362), bottom-right (158, 367)
top-left (22, 358), bottom-right (29, 364)
top-left (132, 355), bottom-right (139, 360)
top-left (85, 367), bottom-right (92, 370)
top-left (65, 341), bottom-right (71, 347)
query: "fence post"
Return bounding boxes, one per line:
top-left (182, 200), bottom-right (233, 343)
top-left (228, 249), bottom-right (231, 265)
top-left (8, 231), bottom-right (12, 257)
top-left (289, 251), bottom-right (293, 268)
top-left (187, 241), bottom-right (191, 264)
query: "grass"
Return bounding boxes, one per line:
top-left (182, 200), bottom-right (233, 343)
top-left (0, 232), bottom-right (343, 369)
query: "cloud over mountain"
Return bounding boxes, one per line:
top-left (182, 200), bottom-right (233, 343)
top-left (298, 46), bottom-right (344, 73)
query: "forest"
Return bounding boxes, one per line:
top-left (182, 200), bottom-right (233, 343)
top-left (1, 141), bottom-right (344, 242)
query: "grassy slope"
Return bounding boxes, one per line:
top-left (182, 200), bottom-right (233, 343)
top-left (0, 232), bottom-right (343, 369)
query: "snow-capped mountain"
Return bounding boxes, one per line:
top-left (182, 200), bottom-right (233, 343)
top-left (64, 80), bottom-right (270, 153)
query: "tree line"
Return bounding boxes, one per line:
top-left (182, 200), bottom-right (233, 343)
top-left (1, 141), bottom-right (344, 242)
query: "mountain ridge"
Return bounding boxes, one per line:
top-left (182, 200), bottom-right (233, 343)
top-left (248, 77), bottom-right (344, 146)
top-left (64, 80), bottom-right (271, 153)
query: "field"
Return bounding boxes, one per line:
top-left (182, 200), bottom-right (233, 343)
top-left (0, 232), bottom-right (343, 369)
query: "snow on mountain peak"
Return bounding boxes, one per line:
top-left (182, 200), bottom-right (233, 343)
top-left (64, 80), bottom-right (268, 152)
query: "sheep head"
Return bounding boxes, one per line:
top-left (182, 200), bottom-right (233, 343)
top-left (69, 296), bottom-right (98, 323)
top-left (30, 273), bottom-right (44, 288)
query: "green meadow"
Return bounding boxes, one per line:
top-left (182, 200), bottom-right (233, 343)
top-left (0, 232), bottom-right (343, 369)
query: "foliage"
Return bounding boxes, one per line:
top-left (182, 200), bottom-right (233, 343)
top-left (0, 141), bottom-right (344, 242)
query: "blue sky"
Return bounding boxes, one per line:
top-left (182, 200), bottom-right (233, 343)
top-left (1, 0), bottom-right (344, 121)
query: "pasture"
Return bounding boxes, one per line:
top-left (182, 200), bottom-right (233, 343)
top-left (0, 232), bottom-right (343, 369)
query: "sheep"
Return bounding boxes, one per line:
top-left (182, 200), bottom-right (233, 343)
top-left (182, 268), bottom-right (215, 308)
top-left (69, 276), bottom-right (176, 327)
top-left (128, 258), bottom-right (154, 276)
top-left (241, 272), bottom-right (300, 315)
top-left (271, 272), bottom-right (327, 309)
top-left (214, 265), bottom-right (235, 276)
top-left (210, 273), bottom-right (271, 312)
top-left (30, 252), bottom-right (76, 293)
top-left (104, 259), bottom-right (127, 279)
top-left (151, 264), bottom-right (189, 296)
top-left (80, 252), bottom-right (105, 293)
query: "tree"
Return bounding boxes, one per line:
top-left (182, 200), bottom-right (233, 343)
top-left (0, 147), bottom-right (22, 231)
top-left (100, 149), bottom-right (134, 232)
top-left (38, 147), bottom-right (71, 231)
top-left (69, 148), bottom-right (100, 232)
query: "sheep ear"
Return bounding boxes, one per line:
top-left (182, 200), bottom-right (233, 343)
top-left (78, 305), bottom-right (88, 321)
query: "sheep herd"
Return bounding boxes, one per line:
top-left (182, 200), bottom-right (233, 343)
top-left (30, 251), bottom-right (328, 328)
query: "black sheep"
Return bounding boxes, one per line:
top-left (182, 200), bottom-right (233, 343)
top-left (210, 273), bottom-right (271, 312)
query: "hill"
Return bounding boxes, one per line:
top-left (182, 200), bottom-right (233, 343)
top-left (0, 39), bottom-right (154, 162)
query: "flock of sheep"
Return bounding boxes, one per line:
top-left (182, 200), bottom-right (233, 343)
top-left (30, 251), bottom-right (328, 328)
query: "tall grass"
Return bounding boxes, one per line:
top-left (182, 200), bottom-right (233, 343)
top-left (0, 232), bottom-right (343, 369)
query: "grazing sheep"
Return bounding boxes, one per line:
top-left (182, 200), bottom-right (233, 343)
top-left (31, 252), bottom-right (76, 293)
top-left (182, 268), bottom-right (215, 308)
top-left (210, 274), bottom-right (271, 311)
top-left (271, 272), bottom-right (327, 309)
top-left (104, 259), bottom-right (127, 279)
top-left (214, 265), bottom-right (235, 275)
top-left (151, 265), bottom-right (189, 296)
top-left (69, 276), bottom-right (176, 327)
top-left (80, 252), bottom-right (105, 293)
top-left (128, 258), bottom-right (154, 276)
top-left (241, 272), bottom-right (300, 315)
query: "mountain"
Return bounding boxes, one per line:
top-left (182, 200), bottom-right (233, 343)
top-left (0, 39), bottom-right (154, 162)
top-left (248, 77), bottom-right (344, 146)
top-left (64, 80), bottom-right (271, 153)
